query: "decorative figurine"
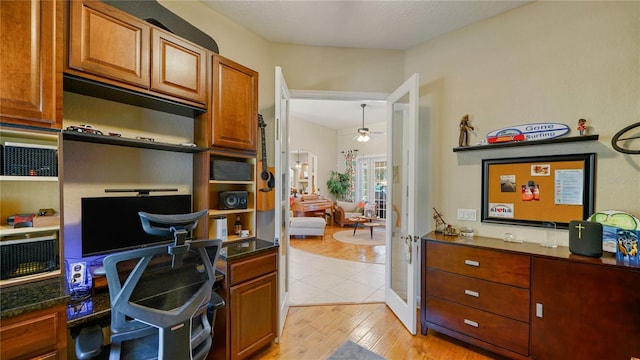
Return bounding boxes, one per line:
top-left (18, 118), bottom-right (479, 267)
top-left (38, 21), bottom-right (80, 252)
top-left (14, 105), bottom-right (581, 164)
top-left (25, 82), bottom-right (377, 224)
top-left (458, 114), bottom-right (475, 147)
top-left (433, 208), bottom-right (447, 234)
top-left (577, 118), bottom-right (588, 136)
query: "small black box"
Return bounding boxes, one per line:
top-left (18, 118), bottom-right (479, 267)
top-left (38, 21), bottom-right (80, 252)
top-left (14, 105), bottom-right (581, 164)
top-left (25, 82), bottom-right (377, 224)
top-left (2, 142), bottom-right (58, 176)
top-left (569, 220), bottom-right (603, 258)
top-left (211, 160), bottom-right (251, 181)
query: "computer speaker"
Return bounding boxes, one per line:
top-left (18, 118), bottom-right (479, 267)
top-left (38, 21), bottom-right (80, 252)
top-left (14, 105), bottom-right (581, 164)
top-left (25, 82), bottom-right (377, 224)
top-left (219, 191), bottom-right (248, 210)
top-left (569, 220), bottom-right (603, 258)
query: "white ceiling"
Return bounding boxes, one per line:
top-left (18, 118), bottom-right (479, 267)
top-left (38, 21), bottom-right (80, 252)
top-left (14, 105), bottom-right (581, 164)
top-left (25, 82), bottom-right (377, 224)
top-left (199, 0), bottom-right (532, 130)
top-left (290, 99), bottom-right (386, 132)
top-left (200, 0), bottom-right (531, 51)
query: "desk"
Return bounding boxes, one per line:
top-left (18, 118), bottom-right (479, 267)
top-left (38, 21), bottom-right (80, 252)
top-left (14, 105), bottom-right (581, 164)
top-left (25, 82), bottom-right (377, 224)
top-left (67, 271), bottom-right (226, 331)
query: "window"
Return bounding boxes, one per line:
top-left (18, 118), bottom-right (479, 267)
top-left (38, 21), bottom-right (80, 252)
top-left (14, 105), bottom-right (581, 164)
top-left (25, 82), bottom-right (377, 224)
top-left (356, 156), bottom-right (387, 219)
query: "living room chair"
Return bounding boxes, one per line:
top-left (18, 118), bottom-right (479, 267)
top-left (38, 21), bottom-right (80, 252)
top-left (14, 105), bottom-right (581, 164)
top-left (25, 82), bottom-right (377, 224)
top-left (333, 200), bottom-right (365, 227)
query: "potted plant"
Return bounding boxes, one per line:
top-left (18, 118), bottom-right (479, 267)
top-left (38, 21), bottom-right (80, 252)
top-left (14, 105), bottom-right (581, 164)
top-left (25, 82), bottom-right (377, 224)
top-left (326, 171), bottom-right (350, 201)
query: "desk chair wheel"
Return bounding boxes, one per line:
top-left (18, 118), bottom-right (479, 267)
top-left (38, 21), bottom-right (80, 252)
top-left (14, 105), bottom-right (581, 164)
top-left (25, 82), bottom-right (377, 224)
top-left (75, 324), bottom-right (103, 359)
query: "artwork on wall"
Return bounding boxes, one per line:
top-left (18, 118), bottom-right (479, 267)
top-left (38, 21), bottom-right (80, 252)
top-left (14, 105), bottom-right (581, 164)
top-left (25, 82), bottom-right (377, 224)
top-left (481, 153), bottom-right (596, 229)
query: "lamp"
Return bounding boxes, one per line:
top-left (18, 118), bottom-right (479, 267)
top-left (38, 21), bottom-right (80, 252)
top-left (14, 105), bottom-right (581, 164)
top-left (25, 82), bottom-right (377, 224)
top-left (356, 133), bottom-right (370, 143)
top-left (295, 150), bottom-right (301, 169)
top-left (356, 104), bottom-right (371, 143)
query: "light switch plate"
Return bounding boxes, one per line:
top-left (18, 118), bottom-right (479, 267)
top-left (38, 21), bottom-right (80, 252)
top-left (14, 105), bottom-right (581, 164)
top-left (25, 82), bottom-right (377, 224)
top-left (457, 208), bottom-right (477, 221)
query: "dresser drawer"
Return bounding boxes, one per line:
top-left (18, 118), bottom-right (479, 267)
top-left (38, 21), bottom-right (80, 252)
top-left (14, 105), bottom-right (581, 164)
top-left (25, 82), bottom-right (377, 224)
top-left (426, 296), bottom-right (529, 356)
top-left (426, 242), bottom-right (530, 288)
top-left (426, 268), bottom-right (530, 322)
top-left (229, 251), bottom-right (277, 286)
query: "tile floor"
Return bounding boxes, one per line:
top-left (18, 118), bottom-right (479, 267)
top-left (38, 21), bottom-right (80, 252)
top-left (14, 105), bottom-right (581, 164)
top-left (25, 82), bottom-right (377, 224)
top-left (288, 247), bottom-right (385, 305)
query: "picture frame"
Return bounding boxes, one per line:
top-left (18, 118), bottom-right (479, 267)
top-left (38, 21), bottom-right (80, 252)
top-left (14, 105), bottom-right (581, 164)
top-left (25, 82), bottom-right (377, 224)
top-left (481, 153), bottom-right (595, 229)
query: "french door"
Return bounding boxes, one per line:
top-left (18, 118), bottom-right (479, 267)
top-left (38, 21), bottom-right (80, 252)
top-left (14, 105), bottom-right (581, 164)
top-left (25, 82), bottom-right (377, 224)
top-left (384, 74), bottom-right (420, 334)
top-left (274, 66), bottom-right (291, 337)
top-left (356, 156), bottom-right (388, 219)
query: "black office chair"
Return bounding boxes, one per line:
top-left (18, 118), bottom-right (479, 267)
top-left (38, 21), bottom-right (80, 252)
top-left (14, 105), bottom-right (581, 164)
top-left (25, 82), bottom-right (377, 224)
top-left (75, 210), bottom-right (224, 360)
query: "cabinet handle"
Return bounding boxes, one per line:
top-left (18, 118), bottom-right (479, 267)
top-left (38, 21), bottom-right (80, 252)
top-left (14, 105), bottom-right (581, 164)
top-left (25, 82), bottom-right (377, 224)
top-left (464, 289), bottom-right (479, 297)
top-left (463, 319), bottom-right (479, 328)
top-left (536, 303), bottom-right (543, 318)
top-left (464, 259), bottom-right (480, 267)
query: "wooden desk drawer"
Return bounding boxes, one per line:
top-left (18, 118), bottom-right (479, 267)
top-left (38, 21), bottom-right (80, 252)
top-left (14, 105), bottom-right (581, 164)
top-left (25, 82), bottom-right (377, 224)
top-left (229, 251), bottom-right (277, 286)
top-left (426, 242), bottom-right (530, 288)
top-left (426, 268), bottom-right (530, 322)
top-left (426, 296), bottom-right (529, 356)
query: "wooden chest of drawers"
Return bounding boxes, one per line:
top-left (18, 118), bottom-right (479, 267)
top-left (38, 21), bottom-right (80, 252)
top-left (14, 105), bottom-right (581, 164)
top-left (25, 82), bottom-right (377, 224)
top-left (423, 240), bottom-right (531, 359)
top-left (422, 233), bottom-right (640, 360)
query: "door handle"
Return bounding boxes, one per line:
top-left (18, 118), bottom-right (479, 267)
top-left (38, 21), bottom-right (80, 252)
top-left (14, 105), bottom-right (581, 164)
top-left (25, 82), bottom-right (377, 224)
top-left (404, 235), bottom-right (412, 264)
top-left (464, 259), bottom-right (480, 267)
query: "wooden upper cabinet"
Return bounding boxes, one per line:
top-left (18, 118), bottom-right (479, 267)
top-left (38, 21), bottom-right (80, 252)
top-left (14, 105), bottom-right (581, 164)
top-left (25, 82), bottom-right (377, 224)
top-left (0, 0), bottom-right (62, 128)
top-left (68, 0), bottom-right (150, 88)
top-left (210, 55), bottom-right (258, 153)
top-left (151, 29), bottom-right (207, 104)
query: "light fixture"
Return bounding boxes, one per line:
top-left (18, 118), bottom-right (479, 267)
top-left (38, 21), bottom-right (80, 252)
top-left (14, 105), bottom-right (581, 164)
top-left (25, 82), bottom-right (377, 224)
top-left (295, 150), bottom-right (301, 169)
top-left (356, 103), bottom-right (371, 143)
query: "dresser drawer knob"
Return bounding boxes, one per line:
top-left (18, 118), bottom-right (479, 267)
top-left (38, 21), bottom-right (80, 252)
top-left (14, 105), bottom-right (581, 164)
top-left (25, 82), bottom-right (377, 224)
top-left (464, 259), bottom-right (480, 267)
top-left (464, 319), bottom-right (479, 328)
top-left (464, 289), bottom-right (479, 297)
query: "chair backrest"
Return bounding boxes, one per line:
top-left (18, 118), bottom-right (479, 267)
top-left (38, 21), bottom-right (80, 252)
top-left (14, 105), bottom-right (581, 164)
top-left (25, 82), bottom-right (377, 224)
top-left (104, 239), bottom-right (221, 359)
top-left (103, 210), bottom-right (221, 360)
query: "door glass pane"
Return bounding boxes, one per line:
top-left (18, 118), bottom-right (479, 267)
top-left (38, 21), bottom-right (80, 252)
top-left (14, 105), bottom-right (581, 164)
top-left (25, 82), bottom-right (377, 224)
top-left (390, 93), bottom-right (410, 302)
top-left (374, 160), bottom-right (387, 219)
top-left (360, 161), bottom-right (369, 202)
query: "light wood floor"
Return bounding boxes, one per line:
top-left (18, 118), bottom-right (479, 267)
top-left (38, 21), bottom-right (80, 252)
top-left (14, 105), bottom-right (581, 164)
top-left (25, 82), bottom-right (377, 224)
top-left (253, 303), bottom-right (504, 360)
top-left (290, 222), bottom-right (385, 264)
top-left (257, 221), bottom-right (504, 360)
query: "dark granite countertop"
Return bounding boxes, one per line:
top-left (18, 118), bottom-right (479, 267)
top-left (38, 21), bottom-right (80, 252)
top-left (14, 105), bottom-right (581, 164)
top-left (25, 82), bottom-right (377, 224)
top-left (219, 238), bottom-right (279, 261)
top-left (3, 239), bottom-right (271, 324)
top-left (0, 276), bottom-right (70, 320)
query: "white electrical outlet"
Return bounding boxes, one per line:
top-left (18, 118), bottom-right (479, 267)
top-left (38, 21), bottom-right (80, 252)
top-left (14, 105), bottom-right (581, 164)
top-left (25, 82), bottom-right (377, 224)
top-left (457, 209), bottom-right (477, 221)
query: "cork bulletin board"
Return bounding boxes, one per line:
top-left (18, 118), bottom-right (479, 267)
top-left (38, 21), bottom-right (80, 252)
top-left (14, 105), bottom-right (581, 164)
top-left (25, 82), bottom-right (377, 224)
top-left (481, 153), bottom-right (595, 229)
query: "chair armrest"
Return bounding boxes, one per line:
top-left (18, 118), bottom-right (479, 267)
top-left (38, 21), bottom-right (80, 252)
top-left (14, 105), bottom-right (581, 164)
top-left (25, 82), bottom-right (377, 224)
top-left (210, 291), bottom-right (225, 310)
top-left (333, 205), bottom-right (346, 221)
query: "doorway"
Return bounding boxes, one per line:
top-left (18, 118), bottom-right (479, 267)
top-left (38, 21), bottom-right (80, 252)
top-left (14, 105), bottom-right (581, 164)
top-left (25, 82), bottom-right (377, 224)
top-left (288, 92), bottom-right (388, 306)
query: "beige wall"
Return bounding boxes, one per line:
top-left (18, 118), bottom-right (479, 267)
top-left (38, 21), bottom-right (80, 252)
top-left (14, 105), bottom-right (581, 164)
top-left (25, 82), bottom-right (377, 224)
top-left (406, 1), bottom-right (639, 244)
top-left (160, 1), bottom-right (639, 246)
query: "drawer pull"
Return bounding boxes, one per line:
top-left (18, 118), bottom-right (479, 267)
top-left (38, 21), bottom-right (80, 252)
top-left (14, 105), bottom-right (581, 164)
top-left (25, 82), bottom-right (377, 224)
top-left (464, 289), bottom-right (479, 297)
top-left (464, 259), bottom-right (480, 267)
top-left (464, 319), bottom-right (479, 328)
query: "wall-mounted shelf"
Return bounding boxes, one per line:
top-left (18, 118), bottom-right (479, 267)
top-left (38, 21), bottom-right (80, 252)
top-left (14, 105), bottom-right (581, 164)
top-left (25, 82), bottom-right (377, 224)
top-left (63, 131), bottom-right (208, 153)
top-left (453, 134), bottom-right (599, 152)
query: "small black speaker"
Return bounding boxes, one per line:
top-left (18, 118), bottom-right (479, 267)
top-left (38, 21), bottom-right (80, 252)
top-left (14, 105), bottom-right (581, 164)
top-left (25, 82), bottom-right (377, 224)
top-left (569, 220), bottom-right (603, 258)
top-left (219, 191), bottom-right (248, 210)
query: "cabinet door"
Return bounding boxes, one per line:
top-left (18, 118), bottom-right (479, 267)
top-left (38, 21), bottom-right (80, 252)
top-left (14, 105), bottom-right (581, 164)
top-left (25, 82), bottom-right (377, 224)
top-left (210, 55), bottom-right (258, 152)
top-left (68, 0), bottom-right (150, 88)
top-left (0, 304), bottom-right (67, 360)
top-left (0, 0), bottom-right (61, 128)
top-left (230, 272), bottom-right (277, 360)
top-left (531, 258), bottom-right (640, 359)
top-left (151, 29), bottom-right (207, 105)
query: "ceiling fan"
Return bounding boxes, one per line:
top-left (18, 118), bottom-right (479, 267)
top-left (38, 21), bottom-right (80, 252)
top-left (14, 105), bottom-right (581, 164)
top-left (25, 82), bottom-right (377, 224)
top-left (353, 104), bottom-right (384, 142)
